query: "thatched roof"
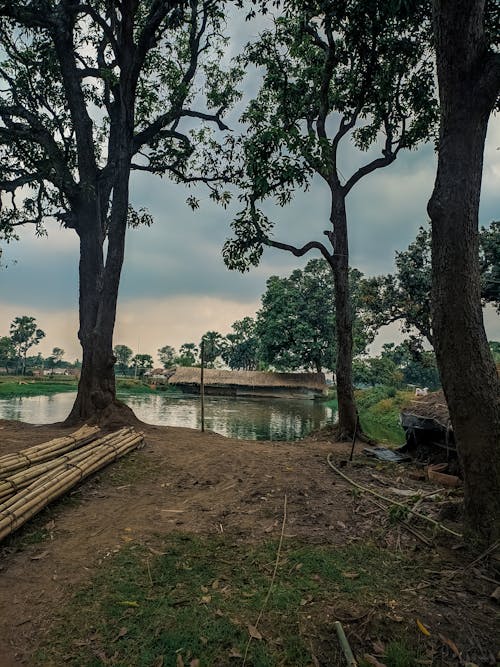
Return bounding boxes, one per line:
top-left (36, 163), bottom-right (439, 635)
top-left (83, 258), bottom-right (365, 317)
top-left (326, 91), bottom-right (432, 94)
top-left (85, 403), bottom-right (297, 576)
top-left (401, 390), bottom-right (450, 429)
top-left (168, 367), bottom-right (327, 391)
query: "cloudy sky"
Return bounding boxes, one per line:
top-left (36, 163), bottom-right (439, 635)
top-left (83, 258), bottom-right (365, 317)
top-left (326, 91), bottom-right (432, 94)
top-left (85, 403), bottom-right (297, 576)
top-left (1, 11), bottom-right (499, 365)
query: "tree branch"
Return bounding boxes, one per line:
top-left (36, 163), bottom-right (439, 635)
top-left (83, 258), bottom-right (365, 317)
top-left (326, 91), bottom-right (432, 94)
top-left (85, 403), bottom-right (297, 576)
top-left (264, 237), bottom-right (332, 262)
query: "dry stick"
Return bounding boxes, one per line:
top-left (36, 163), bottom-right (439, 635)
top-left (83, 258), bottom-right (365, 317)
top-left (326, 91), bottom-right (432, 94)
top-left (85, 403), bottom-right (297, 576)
top-left (242, 493), bottom-right (288, 667)
top-left (334, 620), bottom-right (358, 667)
top-left (367, 496), bottom-right (432, 547)
top-left (326, 454), bottom-right (462, 538)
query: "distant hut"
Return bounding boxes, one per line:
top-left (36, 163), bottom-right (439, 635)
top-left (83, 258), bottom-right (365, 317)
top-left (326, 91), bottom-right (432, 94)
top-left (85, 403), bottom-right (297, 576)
top-left (167, 368), bottom-right (327, 400)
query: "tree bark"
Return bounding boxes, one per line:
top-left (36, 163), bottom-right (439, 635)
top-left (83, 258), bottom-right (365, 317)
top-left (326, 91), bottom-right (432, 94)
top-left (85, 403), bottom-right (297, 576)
top-left (65, 195), bottom-right (135, 426)
top-left (328, 191), bottom-right (358, 438)
top-left (428, 0), bottom-right (500, 544)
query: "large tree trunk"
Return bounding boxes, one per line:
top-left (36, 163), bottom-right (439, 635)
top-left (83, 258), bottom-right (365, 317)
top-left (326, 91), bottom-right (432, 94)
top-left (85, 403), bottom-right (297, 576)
top-left (65, 196), bottom-right (135, 426)
top-left (329, 192), bottom-right (358, 438)
top-left (428, 0), bottom-right (500, 544)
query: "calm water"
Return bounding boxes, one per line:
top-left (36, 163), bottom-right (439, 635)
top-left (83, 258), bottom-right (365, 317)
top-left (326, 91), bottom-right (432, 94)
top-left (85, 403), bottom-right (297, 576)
top-left (0, 391), bottom-right (336, 441)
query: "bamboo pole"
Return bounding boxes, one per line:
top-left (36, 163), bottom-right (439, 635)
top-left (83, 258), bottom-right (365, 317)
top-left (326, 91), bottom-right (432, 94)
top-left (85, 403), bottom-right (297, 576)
top-left (0, 425), bottom-right (100, 477)
top-left (0, 430), bottom-right (139, 513)
top-left (200, 340), bottom-right (205, 433)
top-left (0, 431), bottom-right (143, 541)
top-left (334, 621), bottom-right (358, 667)
top-left (0, 428), bottom-right (134, 501)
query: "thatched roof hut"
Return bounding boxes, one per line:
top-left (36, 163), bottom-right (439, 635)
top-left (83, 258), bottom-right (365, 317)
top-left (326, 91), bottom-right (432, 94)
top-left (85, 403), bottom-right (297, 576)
top-left (167, 368), bottom-right (327, 399)
top-left (401, 390), bottom-right (451, 430)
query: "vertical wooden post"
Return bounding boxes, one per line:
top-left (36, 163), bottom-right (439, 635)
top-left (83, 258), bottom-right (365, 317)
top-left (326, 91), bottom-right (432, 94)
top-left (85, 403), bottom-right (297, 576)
top-left (200, 340), bottom-right (205, 433)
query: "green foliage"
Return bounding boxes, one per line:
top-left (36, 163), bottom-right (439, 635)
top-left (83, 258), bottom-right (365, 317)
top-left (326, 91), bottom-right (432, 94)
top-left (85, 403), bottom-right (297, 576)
top-left (480, 221), bottom-right (500, 310)
top-left (0, 335), bottom-right (16, 371)
top-left (223, 1), bottom-right (437, 271)
top-left (0, 377), bottom-right (77, 399)
top-left (45, 346), bottom-right (64, 369)
top-left (256, 260), bottom-right (371, 372)
top-left (157, 345), bottom-right (175, 369)
top-left (356, 386), bottom-right (411, 445)
top-left (175, 342), bottom-right (198, 367)
top-left (9, 315), bottom-right (45, 374)
top-left (354, 341), bottom-right (440, 391)
top-left (489, 341), bottom-right (500, 363)
top-left (221, 317), bottom-right (260, 371)
top-left (131, 354), bottom-right (153, 377)
top-left (113, 345), bottom-right (133, 374)
top-left (200, 331), bottom-right (224, 367)
top-left (360, 222), bottom-right (500, 346)
top-left (0, 2), bottom-right (239, 238)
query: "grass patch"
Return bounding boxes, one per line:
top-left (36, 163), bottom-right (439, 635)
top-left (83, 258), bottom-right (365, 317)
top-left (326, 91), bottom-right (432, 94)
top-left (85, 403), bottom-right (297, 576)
top-left (0, 493), bottom-right (81, 554)
top-left (0, 377), bottom-right (77, 399)
top-left (36, 533), bottom-right (421, 667)
top-left (356, 387), bottom-right (412, 446)
top-left (103, 450), bottom-right (161, 487)
top-left (116, 378), bottom-right (154, 394)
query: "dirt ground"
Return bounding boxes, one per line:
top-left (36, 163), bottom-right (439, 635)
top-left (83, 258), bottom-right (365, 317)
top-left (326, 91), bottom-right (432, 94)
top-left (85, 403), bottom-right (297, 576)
top-left (0, 419), bottom-right (498, 666)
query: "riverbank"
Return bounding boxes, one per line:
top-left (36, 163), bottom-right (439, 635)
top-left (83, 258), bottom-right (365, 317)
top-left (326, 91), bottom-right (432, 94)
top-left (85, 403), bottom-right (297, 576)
top-left (0, 377), bottom-right (160, 399)
top-left (0, 377), bottom-right (77, 399)
top-left (0, 380), bottom-right (407, 445)
top-left (0, 419), bottom-right (495, 667)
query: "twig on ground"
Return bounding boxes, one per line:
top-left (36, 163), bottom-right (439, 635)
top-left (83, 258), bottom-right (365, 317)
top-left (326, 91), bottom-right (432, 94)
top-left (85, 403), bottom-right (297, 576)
top-left (242, 493), bottom-right (288, 667)
top-left (327, 454), bottom-right (462, 538)
top-left (464, 541), bottom-right (499, 571)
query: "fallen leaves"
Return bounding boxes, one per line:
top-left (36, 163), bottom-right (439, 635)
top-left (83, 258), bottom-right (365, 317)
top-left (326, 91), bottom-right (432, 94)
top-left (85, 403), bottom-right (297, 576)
top-left (112, 627), bottom-right (128, 642)
top-left (247, 624), bottom-right (262, 640)
top-left (416, 618), bottom-right (431, 636)
top-left (439, 634), bottom-right (461, 661)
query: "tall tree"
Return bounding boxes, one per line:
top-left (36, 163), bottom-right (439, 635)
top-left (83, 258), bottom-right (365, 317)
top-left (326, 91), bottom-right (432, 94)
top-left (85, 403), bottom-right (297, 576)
top-left (427, 0), bottom-right (500, 543)
top-left (0, 336), bottom-right (16, 373)
top-left (256, 260), bottom-right (371, 374)
top-left (0, 1), bottom-right (238, 423)
top-left (113, 344), bottom-right (133, 374)
top-left (361, 223), bottom-right (500, 347)
top-left (131, 353), bottom-right (153, 378)
top-left (175, 342), bottom-right (198, 367)
top-left (9, 315), bottom-right (45, 375)
top-left (47, 347), bottom-right (65, 369)
top-left (158, 345), bottom-right (176, 369)
top-left (222, 317), bottom-right (259, 370)
top-left (200, 331), bottom-right (224, 367)
top-left (223, 1), bottom-right (436, 437)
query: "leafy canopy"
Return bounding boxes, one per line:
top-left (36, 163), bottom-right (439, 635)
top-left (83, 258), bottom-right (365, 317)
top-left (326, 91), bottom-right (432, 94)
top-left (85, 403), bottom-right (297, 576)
top-left (360, 222), bottom-right (500, 346)
top-left (223, 0), bottom-right (437, 269)
top-left (0, 1), bottom-right (241, 240)
top-left (256, 259), bottom-right (372, 372)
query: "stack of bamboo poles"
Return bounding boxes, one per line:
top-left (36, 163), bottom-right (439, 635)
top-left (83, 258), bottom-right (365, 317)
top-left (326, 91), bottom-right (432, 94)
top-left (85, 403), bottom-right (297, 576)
top-left (0, 425), bottom-right (144, 542)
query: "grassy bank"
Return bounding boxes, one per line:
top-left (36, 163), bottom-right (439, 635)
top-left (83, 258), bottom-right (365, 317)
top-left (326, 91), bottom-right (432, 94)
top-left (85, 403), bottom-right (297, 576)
top-left (35, 532), bottom-right (424, 667)
top-left (0, 377), bottom-right (173, 400)
top-left (356, 387), bottom-right (411, 446)
top-left (0, 376), bottom-right (77, 399)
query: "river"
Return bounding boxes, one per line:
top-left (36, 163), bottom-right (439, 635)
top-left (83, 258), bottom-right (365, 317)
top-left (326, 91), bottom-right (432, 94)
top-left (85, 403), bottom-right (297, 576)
top-left (0, 391), bottom-right (337, 441)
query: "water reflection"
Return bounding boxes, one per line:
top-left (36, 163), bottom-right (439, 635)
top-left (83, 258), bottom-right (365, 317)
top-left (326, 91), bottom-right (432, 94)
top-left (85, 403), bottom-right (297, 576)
top-left (0, 391), bottom-right (336, 441)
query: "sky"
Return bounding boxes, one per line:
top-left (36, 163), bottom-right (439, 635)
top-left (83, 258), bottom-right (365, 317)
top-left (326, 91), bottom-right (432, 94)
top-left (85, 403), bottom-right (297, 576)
top-left (0, 11), bottom-right (499, 366)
